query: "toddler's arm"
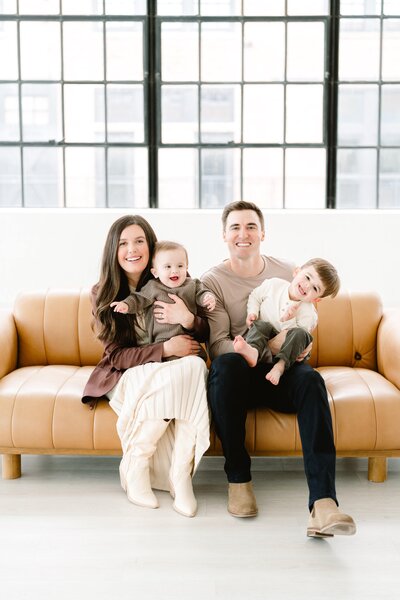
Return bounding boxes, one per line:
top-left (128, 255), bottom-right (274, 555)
top-left (110, 300), bottom-right (129, 313)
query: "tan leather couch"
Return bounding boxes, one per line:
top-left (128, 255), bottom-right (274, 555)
top-left (1, 289), bottom-right (400, 483)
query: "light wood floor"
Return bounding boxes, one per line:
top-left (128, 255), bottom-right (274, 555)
top-left (1, 456), bottom-right (400, 600)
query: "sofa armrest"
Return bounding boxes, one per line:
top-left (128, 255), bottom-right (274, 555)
top-left (0, 310), bottom-right (18, 379)
top-left (377, 308), bottom-right (400, 390)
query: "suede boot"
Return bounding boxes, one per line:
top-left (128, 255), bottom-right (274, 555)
top-left (307, 498), bottom-right (356, 537)
top-left (169, 419), bottom-right (197, 518)
top-left (123, 419), bottom-right (170, 509)
top-left (228, 482), bottom-right (258, 517)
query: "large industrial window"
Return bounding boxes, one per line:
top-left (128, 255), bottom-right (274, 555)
top-left (0, 0), bottom-right (399, 209)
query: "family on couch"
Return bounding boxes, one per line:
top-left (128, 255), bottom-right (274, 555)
top-left (82, 201), bottom-right (356, 538)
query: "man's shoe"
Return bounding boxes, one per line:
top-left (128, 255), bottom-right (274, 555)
top-left (307, 498), bottom-right (356, 537)
top-left (228, 482), bottom-right (258, 517)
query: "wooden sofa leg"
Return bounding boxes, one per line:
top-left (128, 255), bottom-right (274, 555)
top-left (2, 454), bottom-right (21, 479)
top-left (368, 457), bottom-right (387, 483)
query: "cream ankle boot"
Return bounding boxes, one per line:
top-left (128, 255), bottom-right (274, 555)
top-left (169, 420), bottom-right (197, 517)
top-left (124, 419), bottom-right (170, 509)
top-left (307, 498), bottom-right (356, 537)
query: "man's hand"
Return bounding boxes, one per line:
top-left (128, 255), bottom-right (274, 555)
top-left (246, 313), bottom-right (258, 328)
top-left (267, 330), bottom-right (288, 355)
top-left (296, 342), bottom-right (313, 362)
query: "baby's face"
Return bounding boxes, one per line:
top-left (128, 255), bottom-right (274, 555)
top-left (151, 248), bottom-right (188, 288)
top-left (288, 265), bottom-right (325, 303)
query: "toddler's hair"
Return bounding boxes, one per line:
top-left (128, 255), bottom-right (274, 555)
top-left (153, 240), bottom-right (188, 264)
top-left (301, 258), bottom-right (340, 298)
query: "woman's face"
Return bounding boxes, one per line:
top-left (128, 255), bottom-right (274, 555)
top-left (117, 224), bottom-right (150, 286)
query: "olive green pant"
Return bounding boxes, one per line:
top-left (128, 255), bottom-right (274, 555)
top-left (245, 320), bottom-right (313, 369)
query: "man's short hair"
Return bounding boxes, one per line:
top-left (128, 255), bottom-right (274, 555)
top-left (153, 240), bottom-right (188, 264)
top-left (221, 201), bottom-right (265, 231)
top-left (301, 258), bottom-right (340, 299)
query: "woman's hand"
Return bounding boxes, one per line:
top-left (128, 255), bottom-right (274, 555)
top-left (154, 294), bottom-right (195, 330)
top-left (162, 335), bottom-right (201, 358)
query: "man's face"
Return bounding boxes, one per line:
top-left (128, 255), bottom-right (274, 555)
top-left (223, 209), bottom-right (265, 259)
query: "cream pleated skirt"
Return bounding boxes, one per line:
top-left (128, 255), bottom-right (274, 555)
top-left (108, 355), bottom-right (210, 491)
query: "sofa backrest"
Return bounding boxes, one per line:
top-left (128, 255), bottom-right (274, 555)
top-left (13, 288), bottom-right (382, 370)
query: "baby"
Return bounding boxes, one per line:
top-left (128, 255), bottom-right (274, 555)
top-left (111, 240), bottom-right (215, 361)
top-left (233, 258), bottom-right (340, 385)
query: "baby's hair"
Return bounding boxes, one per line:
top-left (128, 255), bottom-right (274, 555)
top-left (153, 240), bottom-right (189, 264)
top-left (301, 258), bottom-right (340, 298)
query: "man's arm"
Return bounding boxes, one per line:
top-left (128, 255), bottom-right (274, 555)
top-left (201, 272), bottom-right (234, 358)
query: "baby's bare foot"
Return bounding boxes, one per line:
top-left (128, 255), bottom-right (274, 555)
top-left (233, 335), bottom-right (258, 367)
top-left (265, 361), bottom-right (285, 385)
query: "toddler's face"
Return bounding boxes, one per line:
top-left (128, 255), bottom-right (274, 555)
top-left (289, 265), bottom-right (325, 303)
top-left (151, 248), bottom-right (188, 288)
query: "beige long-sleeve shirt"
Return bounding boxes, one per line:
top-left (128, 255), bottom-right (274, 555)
top-left (201, 256), bottom-right (294, 359)
top-left (247, 277), bottom-right (318, 333)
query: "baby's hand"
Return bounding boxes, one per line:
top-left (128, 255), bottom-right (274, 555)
top-left (280, 301), bottom-right (301, 322)
top-left (246, 313), bottom-right (258, 328)
top-left (202, 292), bottom-right (216, 312)
top-left (110, 301), bottom-right (129, 314)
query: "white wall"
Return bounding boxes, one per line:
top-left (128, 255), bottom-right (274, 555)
top-left (1, 208), bottom-right (399, 310)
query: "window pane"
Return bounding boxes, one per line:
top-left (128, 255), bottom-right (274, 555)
top-left (339, 19), bottom-right (380, 81)
top-left (106, 22), bottom-right (143, 81)
top-left (20, 22), bottom-right (61, 80)
top-left (200, 0), bottom-right (241, 15)
top-left (0, 147), bottom-right (21, 207)
top-left (162, 85), bottom-right (198, 143)
top-left (159, 148), bottom-right (198, 208)
top-left (0, 84), bottom-right (19, 141)
top-left (0, 22), bottom-right (18, 79)
top-left (108, 148), bottom-right (148, 208)
top-left (338, 84), bottom-right (378, 145)
top-left (382, 20), bottom-right (400, 81)
top-left (62, 0), bottom-right (102, 14)
top-left (285, 149), bottom-right (326, 208)
top-left (22, 83), bottom-right (62, 142)
top-left (65, 147), bottom-right (105, 207)
top-left (157, 0), bottom-right (198, 15)
top-left (107, 84), bottom-right (144, 143)
top-left (340, 0), bottom-right (381, 15)
top-left (201, 85), bottom-right (241, 143)
top-left (64, 84), bottom-right (105, 142)
top-left (201, 23), bottom-right (242, 82)
top-left (161, 23), bottom-right (199, 82)
top-left (287, 0), bottom-right (329, 15)
top-left (105, 0), bottom-right (146, 14)
top-left (384, 0), bottom-right (400, 14)
top-left (0, 1), bottom-right (16, 13)
top-left (336, 149), bottom-right (377, 208)
top-left (286, 85), bottom-right (323, 143)
top-left (201, 148), bottom-right (240, 208)
top-left (19, 0), bottom-right (59, 13)
top-left (24, 147), bottom-right (63, 207)
top-left (287, 22), bottom-right (325, 81)
top-left (381, 85), bottom-right (400, 145)
top-left (244, 0), bottom-right (285, 16)
top-left (243, 148), bottom-right (283, 208)
top-left (243, 84), bottom-right (284, 143)
top-left (244, 23), bottom-right (285, 82)
top-left (63, 22), bottom-right (103, 81)
top-left (379, 149), bottom-right (400, 208)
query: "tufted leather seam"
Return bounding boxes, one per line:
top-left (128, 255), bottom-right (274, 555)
top-left (354, 368), bottom-right (378, 450)
top-left (77, 289), bottom-right (82, 366)
top-left (42, 289), bottom-right (49, 366)
top-left (349, 291), bottom-right (355, 368)
top-left (10, 366), bottom-right (45, 447)
top-left (51, 366), bottom-right (82, 449)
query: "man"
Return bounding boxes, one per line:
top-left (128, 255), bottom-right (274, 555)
top-left (201, 201), bottom-right (356, 537)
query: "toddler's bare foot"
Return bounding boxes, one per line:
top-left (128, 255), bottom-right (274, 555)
top-left (233, 335), bottom-right (258, 367)
top-left (266, 360), bottom-right (285, 385)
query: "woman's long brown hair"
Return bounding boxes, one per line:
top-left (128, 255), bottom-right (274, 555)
top-left (94, 215), bottom-right (157, 345)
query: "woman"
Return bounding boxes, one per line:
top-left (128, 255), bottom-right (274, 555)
top-left (82, 215), bottom-right (210, 518)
